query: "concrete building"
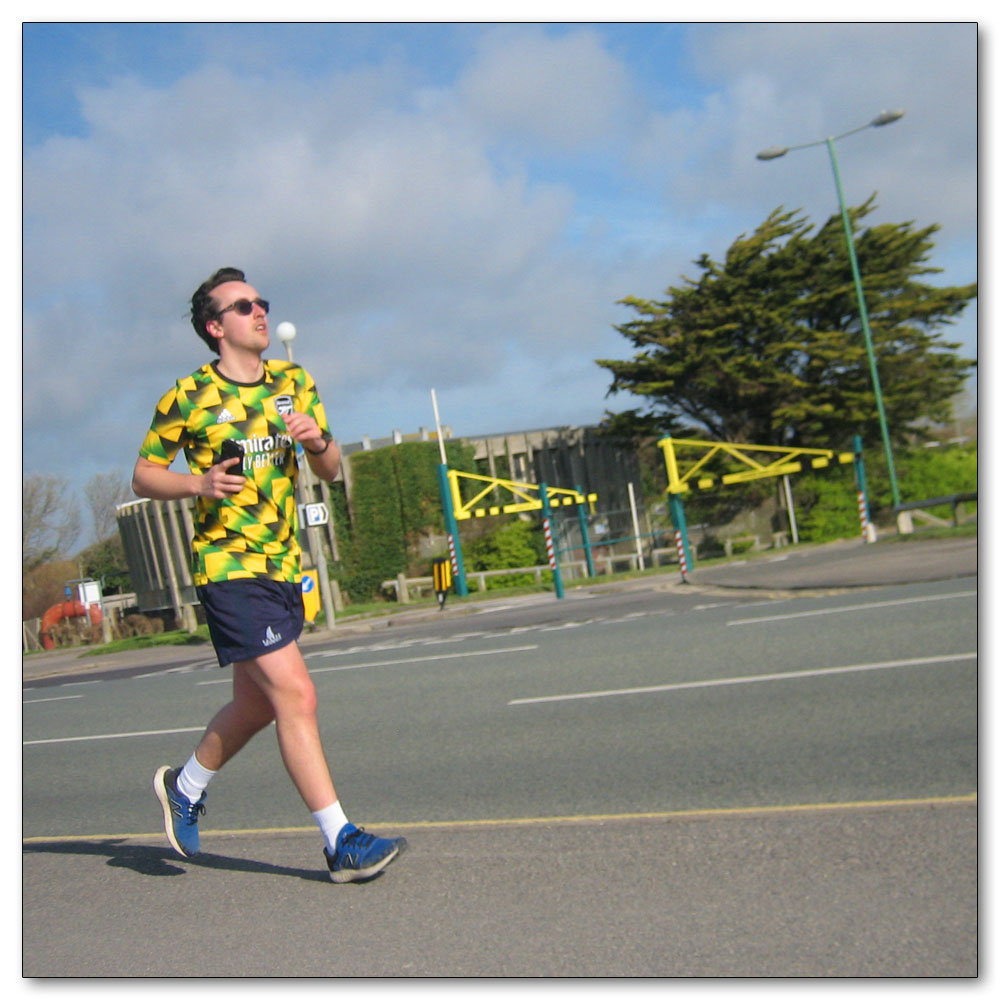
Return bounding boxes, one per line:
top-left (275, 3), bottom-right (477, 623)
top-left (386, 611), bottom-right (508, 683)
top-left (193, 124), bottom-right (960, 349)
top-left (116, 423), bottom-right (644, 619)
top-left (341, 423), bottom-right (641, 514)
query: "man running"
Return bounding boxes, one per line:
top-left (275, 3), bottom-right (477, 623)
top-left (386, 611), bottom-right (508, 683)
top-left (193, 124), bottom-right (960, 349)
top-left (132, 266), bottom-right (406, 882)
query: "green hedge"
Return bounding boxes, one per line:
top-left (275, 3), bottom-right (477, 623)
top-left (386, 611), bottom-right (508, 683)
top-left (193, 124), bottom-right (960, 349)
top-left (794, 442), bottom-right (977, 541)
top-left (332, 440), bottom-right (476, 602)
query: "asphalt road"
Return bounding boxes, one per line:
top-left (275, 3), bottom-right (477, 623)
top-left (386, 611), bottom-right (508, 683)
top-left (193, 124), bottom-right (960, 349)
top-left (22, 536), bottom-right (978, 977)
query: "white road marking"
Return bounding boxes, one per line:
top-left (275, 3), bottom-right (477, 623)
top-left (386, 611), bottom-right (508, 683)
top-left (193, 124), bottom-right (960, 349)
top-left (726, 590), bottom-right (977, 626)
top-left (508, 652), bottom-right (977, 706)
top-left (310, 644), bottom-right (539, 675)
top-left (195, 643), bottom-right (541, 684)
top-left (24, 726), bottom-right (204, 746)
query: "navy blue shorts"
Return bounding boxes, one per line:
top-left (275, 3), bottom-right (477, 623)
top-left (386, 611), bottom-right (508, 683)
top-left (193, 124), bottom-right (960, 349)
top-left (197, 578), bottom-right (304, 667)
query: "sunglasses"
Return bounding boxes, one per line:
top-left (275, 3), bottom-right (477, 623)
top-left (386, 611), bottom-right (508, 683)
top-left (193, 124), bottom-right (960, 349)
top-left (216, 297), bottom-right (270, 318)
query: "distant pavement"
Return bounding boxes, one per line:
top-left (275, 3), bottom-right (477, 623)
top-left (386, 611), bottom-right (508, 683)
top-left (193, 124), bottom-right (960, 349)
top-left (22, 533), bottom-right (977, 685)
top-left (689, 534), bottom-right (977, 591)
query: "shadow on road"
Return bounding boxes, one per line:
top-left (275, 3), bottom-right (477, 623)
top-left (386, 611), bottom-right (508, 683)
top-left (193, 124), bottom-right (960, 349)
top-left (22, 838), bottom-right (330, 882)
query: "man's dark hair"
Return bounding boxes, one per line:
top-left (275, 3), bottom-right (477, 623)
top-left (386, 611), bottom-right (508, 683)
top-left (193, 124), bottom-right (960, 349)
top-left (190, 267), bottom-right (246, 353)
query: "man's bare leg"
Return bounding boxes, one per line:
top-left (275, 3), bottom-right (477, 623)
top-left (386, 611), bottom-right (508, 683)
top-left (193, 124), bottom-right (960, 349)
top-left (155, 638), bottom-right (406, 878)
top-left (236, 640), bottom-right (407, 880)
top-left (192, 661), bottom-right (278, 772)
top-left (234, 641), bottom-right (337, 811)
top-left (154, 662), bottom-right (276, 856)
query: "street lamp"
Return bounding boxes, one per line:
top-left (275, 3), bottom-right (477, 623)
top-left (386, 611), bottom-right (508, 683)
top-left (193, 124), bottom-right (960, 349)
top-left (274, 318), bottom-right (336, 629)
top-left (757, 110), bottom-right (904, 509)
top-left (275, 320), bottom-right (297, 362)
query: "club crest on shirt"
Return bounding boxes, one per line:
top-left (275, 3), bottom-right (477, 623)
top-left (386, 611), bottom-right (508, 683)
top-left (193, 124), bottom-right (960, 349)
top-left (275, 395), bottom-right (294, 416)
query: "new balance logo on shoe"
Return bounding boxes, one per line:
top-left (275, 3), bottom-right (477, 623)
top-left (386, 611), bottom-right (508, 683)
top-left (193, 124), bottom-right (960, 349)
top-left (324, 823), bottom-right (407, 883)
top-left (262, 626), bottom-right (283, 647)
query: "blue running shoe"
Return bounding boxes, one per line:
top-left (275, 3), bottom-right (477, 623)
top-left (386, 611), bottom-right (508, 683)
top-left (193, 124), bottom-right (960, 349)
top-left (324, 823), bottom-right (407, 883)
top-left (153, 765), bottom-right (206, 858)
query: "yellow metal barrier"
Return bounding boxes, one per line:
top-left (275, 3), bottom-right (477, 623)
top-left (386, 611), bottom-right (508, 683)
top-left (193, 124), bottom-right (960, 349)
top-left (657, 437), bottom-right (854, 494)
top-left (447, 469), bottom-right (596, 520)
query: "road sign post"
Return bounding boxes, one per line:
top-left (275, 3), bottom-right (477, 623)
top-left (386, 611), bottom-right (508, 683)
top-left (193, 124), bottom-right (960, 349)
top-left (300, 569), bottom-right (321, 622)
top-left (432, 557), bottom-right (452, 610)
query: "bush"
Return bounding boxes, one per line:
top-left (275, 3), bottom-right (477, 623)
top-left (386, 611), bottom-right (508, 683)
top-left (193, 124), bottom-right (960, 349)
top-left (794, 442), bottom-right (977, 542)
top-left (875, 444), bottom-right (978, 516)
top-left (794, 469), bottom-right (863, 541)
top-left (466, 519), bottom-right (545, 589)
top-left (22, 560), bottom-right (79, 621)
top-left (120, 613), bottom-right (165, 637)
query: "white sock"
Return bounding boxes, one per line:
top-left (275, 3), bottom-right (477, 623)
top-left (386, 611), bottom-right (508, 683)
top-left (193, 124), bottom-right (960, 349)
top-left (176, 753), bottom-right (216, 804)
top-left (312, 800), bottom-right (350, 853)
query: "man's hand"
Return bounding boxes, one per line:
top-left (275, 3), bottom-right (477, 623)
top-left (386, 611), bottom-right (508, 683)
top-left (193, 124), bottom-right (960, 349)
top-left (197, 457), bottom-right (246, 499)
top-left (132, 455), bottom-right (245, 502)
top-left (283, 411), bottom-right (326, 452)
top-left (283, 411), bottom-right (341, 481)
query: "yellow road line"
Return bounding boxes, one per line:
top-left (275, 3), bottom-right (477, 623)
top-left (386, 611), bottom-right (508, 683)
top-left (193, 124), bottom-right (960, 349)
top-left (22, 794), bottom-right (976, 845)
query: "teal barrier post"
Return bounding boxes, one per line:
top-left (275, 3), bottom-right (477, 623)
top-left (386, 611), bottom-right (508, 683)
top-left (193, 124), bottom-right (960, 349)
top-left (852, 434), bottom-right (876, 542)
top-left (575, 484), bottom-right (595, 578)
top-left (437, 464), bottom-right (469, 596)
top-left (667, 491), bottom-right (693, 582)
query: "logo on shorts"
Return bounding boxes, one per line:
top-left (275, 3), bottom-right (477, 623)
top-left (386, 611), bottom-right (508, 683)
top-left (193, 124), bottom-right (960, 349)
top-left (262, 626), bottom-right (283, 647)
top-left (275, 395), bottom-right (294, 417)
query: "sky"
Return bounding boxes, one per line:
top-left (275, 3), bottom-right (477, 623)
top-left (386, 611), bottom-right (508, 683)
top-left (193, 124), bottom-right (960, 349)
top-left (19, 18), bottom-right (980, 546)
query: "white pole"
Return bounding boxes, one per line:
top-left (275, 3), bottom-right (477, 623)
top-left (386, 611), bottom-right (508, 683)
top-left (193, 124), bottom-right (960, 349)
top-left (280, 325), bottom-right (334, 629)
top-left (627, 481), bottom-right (645, 571)
top-left (430, 389), bottom-right (447, 464)
top-left (782, 474), bottom-right (799, 545)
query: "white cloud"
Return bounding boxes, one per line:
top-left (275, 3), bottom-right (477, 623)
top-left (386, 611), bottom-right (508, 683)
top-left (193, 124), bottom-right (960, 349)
top-left (21, 22), bottom-right (978, 543)
top-left (23, 36), bottom-right (640, 496)
top-left (679, 22), bottom-right (978, 236)
top-left (458, 24), bottom-right (638, 150)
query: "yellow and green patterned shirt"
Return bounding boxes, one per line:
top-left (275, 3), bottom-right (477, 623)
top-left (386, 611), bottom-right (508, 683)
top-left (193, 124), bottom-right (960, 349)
top-left (139, 359), bottom-right (332, 586)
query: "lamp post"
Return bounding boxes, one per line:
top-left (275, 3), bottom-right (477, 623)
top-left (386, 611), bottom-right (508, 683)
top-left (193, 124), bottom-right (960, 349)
top-left (757, 110), bottom-right (903, 509)
top-left (275, 320), bottom-right (336, 629)
top-left (275, 320), bottom-right (296, 361)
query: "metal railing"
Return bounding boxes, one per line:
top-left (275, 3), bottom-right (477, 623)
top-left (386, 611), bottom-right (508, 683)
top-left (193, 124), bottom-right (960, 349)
top-left (380, 547), bottom-right (694, 603)
top-left (893, 492), bottom-right (977, 529)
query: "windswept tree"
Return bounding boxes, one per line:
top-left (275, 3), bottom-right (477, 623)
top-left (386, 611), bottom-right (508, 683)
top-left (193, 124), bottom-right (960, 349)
top-left (84, 469), bottom-right (133, 542)
top-left (597, 200), bottom-right (976, 451)
top-left (22, 474), bottom-right (81, 573)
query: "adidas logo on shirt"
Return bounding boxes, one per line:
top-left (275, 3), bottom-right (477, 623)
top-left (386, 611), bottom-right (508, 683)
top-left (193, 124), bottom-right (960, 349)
top-left (216, 408), bottom-right (235, 424)
top-left (262, 627), bottom-right (283, 647)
